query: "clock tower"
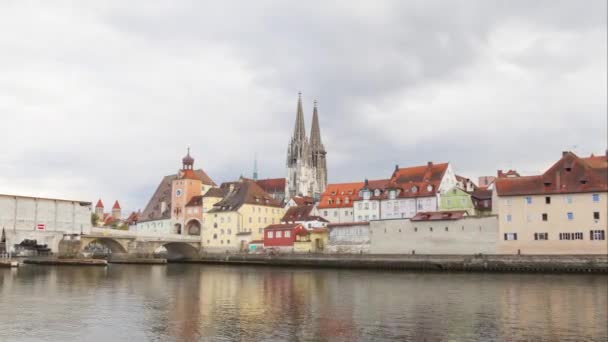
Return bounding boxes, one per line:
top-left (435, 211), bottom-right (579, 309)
top-left (171, 148), bottom-right (202, 234)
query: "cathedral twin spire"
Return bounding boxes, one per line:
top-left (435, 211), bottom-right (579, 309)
top-left (286, 93), bottom-right (328, 199)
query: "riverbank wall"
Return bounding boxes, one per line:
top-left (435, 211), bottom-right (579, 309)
top-left (186, 254), bottom-right (608, 273)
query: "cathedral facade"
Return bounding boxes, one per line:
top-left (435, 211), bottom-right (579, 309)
top-left (286, 93), bottom-right (328, 200)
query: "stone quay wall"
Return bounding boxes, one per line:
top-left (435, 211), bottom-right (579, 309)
top-left (189, 253), bottom-right (608, 274)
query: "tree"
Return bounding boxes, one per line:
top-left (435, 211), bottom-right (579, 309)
top-left (90, 213), bottom-right (99, 227)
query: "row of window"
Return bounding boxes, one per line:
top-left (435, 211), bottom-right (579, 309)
top-left (378, 226), bottom-right (483, 233)
top-left (506, 211), bottom-right (601, 222)
top-left (266, 230), bottom-right (292, 239)
top-left (504, 230), bottom-right (606, 241)
top-left (322, 210), bottom-right (352, 217)
top-left (208, 236), bottom-right (231, 244)
top-left (510, 193), bottom-right (601, 206)
top-left (357, 215), bottom-right (378, 221)
top-left (251, 207), bottom-right (280, 214)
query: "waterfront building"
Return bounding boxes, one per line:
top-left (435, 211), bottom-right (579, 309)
top-left (369, 213), bottom-right (499, 254)
top-left (439, 186), bottom-right (475, 215)
top-left (281, 203), bottom-right (327, 229)
top-left (380, 162), bottom-right (457, 220)
top-left (353, 179), bottom-right (389, 222)
top-left (203, 178), bottom-right (284, 252)
top-left (318, 182), bottom-right (364, 223)
top-left (263, 223), bottom-right (328, 253)
top-left (494, 151), bottom-right (608, 255)
top-left (0, 194), bottom-right (92, 254)
top-left (285, 93), bottom-right (328, 200)
top-left (326, 222), bottom-right (371, 254)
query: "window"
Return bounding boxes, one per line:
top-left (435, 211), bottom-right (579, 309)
top-left (227, 229), bottom-right (231, 235)
top-left (364, 203), bottom-right (369, 210)
top-left (506, 214), bottom-right (512, 222)
top-left (534, 232), bottom-right (548, 240)
top-left (268, 231), bottom-right (274, 238)
top-left (249, 217), bottom-right (252, 223)
top-left (358, 215), bottom-right (362, 221)
top-left (525, 197), bottom-right (532, 204)
top-left (565, 195), bottom-right (573, 204)
top-left (372, 202), bottom-right (377, 210)
top-left (594, 212), bottom-right (600, 220)
top-left (213, 223), bottom-right (218, 228)
top-left (259, 228), bottom-right (262, 233)
top-left (323, 211), bottom-right (328, 216)
top-left (264, 217), bottom-right (267, 223)
top-left (213, 234), bottom-right (217, 239)
top-left (227, 240), bottom-right (230, 244)
top-left (429, 227), bottom-right (433, 232)
top-left (389, 190), bottom-right (396, 199)
top-left (542, 213), bottom-right (548, 221)
top-left (365, 215), bottom-right (369, 221)
top-left (504, 233), bottom-right (517, 241)
top-left (334, 211), bottom-right (338, 217)
top-left (545, 196), bottom-right (551, 204)
top-left (560, 232), bottom-right (583, 240)
top-left (258, 217), bottom-right (261, 223)
top-left (285, 231), bottom-right (291, 238)
top-left (276, 231), bottom-right (282, 238)
top-left (567, 212), bottom-right (574, 220)
top-left (414, 227), bottom-right (418, 232)
top-left (372, 215), bottom-right (377, 220)
top-left (590, 230), bottom-right (606, 240)
top-left (445, 227), bottom-right (448, 232)
top-left (592, 194), bottom-right (600, 202)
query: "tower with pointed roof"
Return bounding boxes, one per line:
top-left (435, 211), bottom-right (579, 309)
top-left (310, 100), bottom-right (327, 197)
top-left (95, 199), bottom-right (104, 218)
top-left (111, 200), bottom-right (122, 219)
top-left (171, 147), bottom-right (203, 235)
top-left (286, 93), bottom-right (328, 200)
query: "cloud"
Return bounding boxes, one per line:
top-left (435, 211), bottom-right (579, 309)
top-left (0, 0), bottom-right (605, 213)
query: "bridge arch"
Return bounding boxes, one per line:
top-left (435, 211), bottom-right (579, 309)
top-left (83, 238), bottom-right (128, 255)
top-left (162, 242), bottom-right (199, 261)
top-left (185, 219), bottom-right (201, 236)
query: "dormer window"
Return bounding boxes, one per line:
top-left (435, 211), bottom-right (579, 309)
top-left (328, 199), bottom-right (333, 205)
top-left (389, 190), bottom-right (396, 199)
top-left (580, 178), bottom-right (588, 185)
top-left (427, 185), bottom-right (433, 192)
top-left (411, 186), bottom-right (418, 193)
top-left (363, 191), bottom-right (371, 200)
top-left (345, 197), bottom-right (350, 204)
top-left (336, 198), bottom-right (341, 205)
top-left (374, 189), bottom-right (380, 196)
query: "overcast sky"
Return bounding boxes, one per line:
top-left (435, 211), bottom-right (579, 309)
top-left (0, 1), bottom-right (606, 213)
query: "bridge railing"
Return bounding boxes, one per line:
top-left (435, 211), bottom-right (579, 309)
top-left (88, 227), bottom-right (200, 242)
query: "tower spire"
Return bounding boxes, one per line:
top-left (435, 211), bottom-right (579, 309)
top-left (309, 100), bottom-right (324, 151)
top-left (293, 92), bottom-right (306, 142)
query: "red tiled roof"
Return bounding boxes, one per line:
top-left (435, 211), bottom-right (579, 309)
top-left (181, 169), bottom-right (202, 181)
top-left (411, 210), bottom-right (468, 221)
top-left (112, 200), bottom-right (121, 210)
top-left (317, 182), bottom-right (365, 209)
top-left (125, 211), bottom-right (140, 224)
top-left (95, 199), bottom-right (104, 208)
top-left (290, 196), bottom-right (314, 205)
top-left (282, 204), bottom-right (314, 222)
top-left (255, 178), bottom-right (286, 193)
top-left (471, 189), bottom-right (492, 200)
top-left (357, 179), bottom-right (390, 200)
top-left (210, 179), bottom-right (283, 212)
top-left (495, 152), bottom-right (608, 196)
top-left (384, 162), bottom-right (448, 199)
top-left (264, 223), bottom-right (302, 231)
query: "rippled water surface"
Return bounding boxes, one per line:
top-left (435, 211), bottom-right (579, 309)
top-left (1, 264), bottom-right (607, 341)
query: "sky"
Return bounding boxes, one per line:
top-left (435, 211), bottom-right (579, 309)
top-left (0, 1), bottom-right (606, 214)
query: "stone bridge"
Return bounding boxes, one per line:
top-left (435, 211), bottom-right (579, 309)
top-left (59, 228), bottom-right (201, 260)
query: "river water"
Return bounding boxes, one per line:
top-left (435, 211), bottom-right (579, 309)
top-left (1, 264), bottom-right (606, 341)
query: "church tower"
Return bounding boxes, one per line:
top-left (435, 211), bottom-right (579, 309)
top-left (286, 93), bottom-right (327, 200)
top-left (310, 101), bottom-right (327, 197)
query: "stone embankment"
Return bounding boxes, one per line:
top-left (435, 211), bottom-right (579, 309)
top-left (187, 254), bottom-right (608, 273)
top-left (23, 258), bottom-right (108, 266)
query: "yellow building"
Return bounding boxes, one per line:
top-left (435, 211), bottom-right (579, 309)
top-left (494, 151), bottom-right (607, 255)
top-left (202, 179), bottom-right (284, 252)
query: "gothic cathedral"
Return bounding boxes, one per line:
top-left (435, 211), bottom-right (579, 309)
top-left (286, 93), bottom-right (328, 200)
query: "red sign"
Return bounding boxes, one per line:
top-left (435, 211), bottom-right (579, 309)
top-left (36, 224), bottom-right (45, 231)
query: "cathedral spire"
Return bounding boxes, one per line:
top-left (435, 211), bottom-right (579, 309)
top-left (293, 92), bottom-right (307, 142)
top-left (309, 100), bottom-right (324, 151)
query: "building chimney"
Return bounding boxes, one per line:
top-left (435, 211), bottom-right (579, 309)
top-left (395, 164), bottom-right (399, 171)
top-left (427, 161), bottom-right (433, 167)
top-left (497, 170), bottom-right (503, 177)
top-left (562, 151), bottom-right (569, 157)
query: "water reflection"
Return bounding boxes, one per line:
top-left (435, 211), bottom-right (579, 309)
top-left (1, 265), bottom-right (606, 341)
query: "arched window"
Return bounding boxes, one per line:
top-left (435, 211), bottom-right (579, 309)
top-left (213, 234), bottom-right (217, 239)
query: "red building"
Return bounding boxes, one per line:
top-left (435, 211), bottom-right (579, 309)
top-left (263, 223), bottom-right (305, 250)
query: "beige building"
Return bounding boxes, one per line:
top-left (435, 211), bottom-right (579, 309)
top-left (202, 179), bottom-right (284, 252)
top-left (494, 151), bottom-right (607, 255)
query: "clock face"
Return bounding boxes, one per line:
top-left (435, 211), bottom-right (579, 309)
top-left (176, 189), bottom-right (183, 197)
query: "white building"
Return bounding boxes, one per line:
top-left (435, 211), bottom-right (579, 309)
top-left (380, 162), bottom-right (457, 220)
top-left (317, 182), bottom-right (364, 223)
top-left (0, 194), bottom-right (92, 254)
top-left (353, 179), bottom-right (389, 222)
